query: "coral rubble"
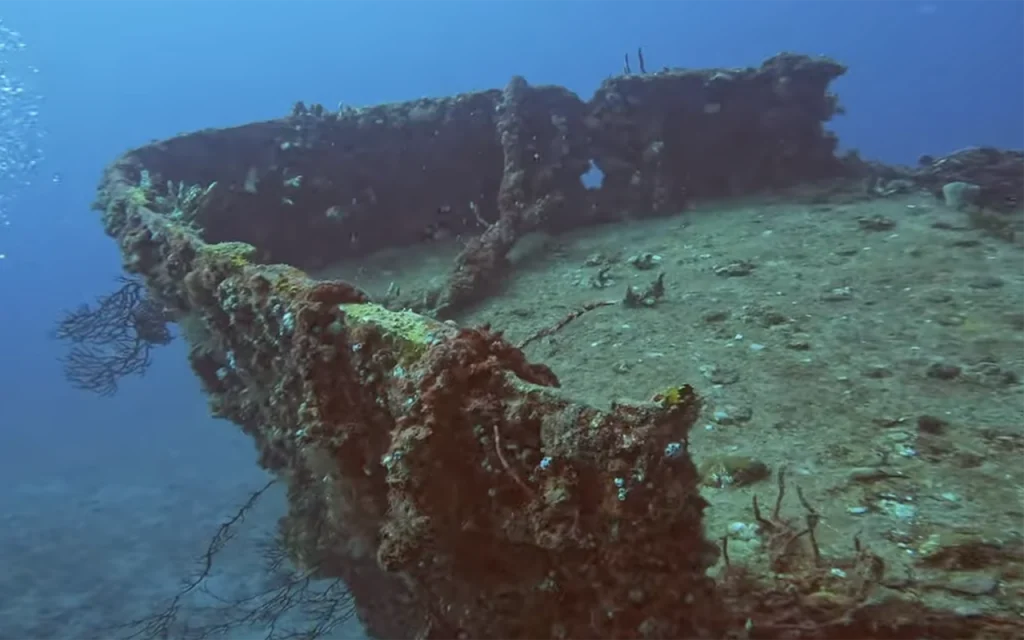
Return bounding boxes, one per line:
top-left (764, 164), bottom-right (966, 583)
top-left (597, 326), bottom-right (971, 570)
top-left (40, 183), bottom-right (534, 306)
top-left (915, 147), bottom-right (1024, 212)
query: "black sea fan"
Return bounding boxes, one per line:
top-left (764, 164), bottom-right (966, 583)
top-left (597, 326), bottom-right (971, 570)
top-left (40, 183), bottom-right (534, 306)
top-left (54, 277), bottom-right (173, 396)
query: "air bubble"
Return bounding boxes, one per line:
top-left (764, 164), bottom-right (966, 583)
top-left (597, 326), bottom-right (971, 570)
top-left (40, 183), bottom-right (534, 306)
top-left (0, 18), bottom-right (46, 258)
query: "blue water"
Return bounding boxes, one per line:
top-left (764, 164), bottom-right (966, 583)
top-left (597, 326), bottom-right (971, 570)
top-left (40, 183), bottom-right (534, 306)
top-left (0, 1), bottom-right (1021, 637)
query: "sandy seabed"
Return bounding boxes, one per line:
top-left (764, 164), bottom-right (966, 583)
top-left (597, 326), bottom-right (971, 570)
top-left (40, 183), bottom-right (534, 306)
top-left (326, 189), bottom-right (1024, 622)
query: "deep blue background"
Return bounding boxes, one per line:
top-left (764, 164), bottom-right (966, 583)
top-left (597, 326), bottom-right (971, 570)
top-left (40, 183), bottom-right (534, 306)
top-left (0, 0), bottom-right (1021, 501)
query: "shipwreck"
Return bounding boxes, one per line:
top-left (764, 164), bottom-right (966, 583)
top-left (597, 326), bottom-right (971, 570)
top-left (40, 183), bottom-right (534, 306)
top-left (85, 53), bottom-right (1023, 639)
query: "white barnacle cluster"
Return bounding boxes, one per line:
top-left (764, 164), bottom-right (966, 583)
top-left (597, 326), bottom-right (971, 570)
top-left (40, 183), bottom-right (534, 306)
top-left (381, 449), bottom-right (404, 471)
top-left (614, 476), bottom-right (628, 501)
top-left (280, 309), bottom-right (296, 336)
